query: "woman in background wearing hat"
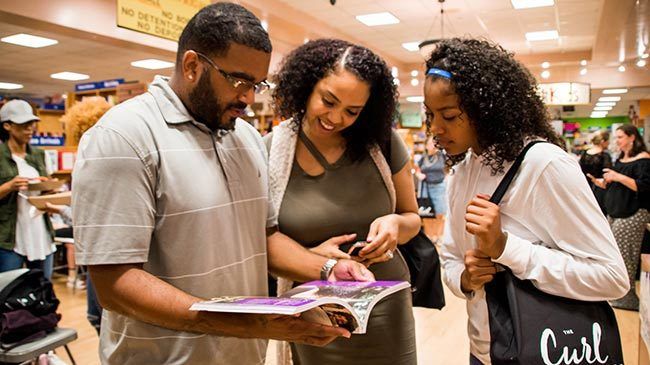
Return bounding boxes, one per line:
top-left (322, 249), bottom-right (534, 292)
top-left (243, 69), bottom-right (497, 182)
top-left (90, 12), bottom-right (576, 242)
top-left (0, 99), bottom-right (56, 279)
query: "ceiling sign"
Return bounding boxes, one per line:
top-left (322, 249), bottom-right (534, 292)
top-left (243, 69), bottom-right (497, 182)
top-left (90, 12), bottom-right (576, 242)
top-left (117, 0), bottom-right (211, 42)
top-left (538, 82), bottom-right (591, 105)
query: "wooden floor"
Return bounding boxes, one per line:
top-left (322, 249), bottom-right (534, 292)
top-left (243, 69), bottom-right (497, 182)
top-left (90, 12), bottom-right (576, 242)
top-left (53, 275), bottom-right (643, 365)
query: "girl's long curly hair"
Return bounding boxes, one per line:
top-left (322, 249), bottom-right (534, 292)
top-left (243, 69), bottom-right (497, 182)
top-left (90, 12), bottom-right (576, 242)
top-left (271, 38), bottom-right (397, 161)
top-left (425, 38), bottom-right (563, 174)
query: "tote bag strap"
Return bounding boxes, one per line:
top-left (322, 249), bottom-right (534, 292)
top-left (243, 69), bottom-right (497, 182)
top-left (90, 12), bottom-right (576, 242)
top-left (489, 141), bottom-right (546, 205)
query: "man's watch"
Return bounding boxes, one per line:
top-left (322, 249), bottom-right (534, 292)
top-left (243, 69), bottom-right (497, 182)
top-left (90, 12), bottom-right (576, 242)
top-left (320, 259), bottom-right (338, 281)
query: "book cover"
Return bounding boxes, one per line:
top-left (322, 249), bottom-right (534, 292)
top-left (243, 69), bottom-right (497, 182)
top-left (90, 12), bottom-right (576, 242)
top-left (190, 280), bottom-right (409, 334)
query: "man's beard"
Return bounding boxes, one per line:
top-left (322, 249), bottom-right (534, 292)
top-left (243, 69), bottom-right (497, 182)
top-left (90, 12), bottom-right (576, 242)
top-left (188, 73), bottom-right (242, 131)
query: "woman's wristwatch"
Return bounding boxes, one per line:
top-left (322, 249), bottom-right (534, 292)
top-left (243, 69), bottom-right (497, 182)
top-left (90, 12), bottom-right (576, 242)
top-left (320, 259), bottom-right (338, 280)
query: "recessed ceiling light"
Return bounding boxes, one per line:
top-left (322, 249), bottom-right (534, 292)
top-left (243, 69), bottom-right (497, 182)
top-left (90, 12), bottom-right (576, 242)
top-left (580, 68), bottom-right (587, 75)
top-left (596, 102), bottom-right (616, 107)
top-left (393, 78), bottom-right (400, 86)
top-left (642, 53), bottom-right (649, 59)
top-left (50, 72), bottom-right (89, 81)
top-left (410, 79), bottom-right (420, 86)
top-left (402, 42), bottom-right (420, 52)
top-left (590, 112), bottom-right (607, 118)
top-left (406, 96), bottom-right (424, 103)
top-left (617, 65), bottom-right (626, 72)
top-left (580, 60), bottom-right (587, 66)
top-left (131, 59), bottom-right (175, 70)
top-left (593, 106), bottom-right (612, 111)
top-left (261, 20), bottom-right (269, 31)
top-left (637, 59), bottom-right (647, 67)
top-left (356, 12), bottom-right (400, 27)
top-left (598, 96), bottom-right (621, 102)
top-left (391, 67), bottom-right (399, 77)
top-left (1, 33), bottom-right (58, 48)
top-left (410, 70), bottom-right (419, 77)
top-left (602, 88), bottom-right (628, 94)
top-left (541, 70), bottom-right (550, 79)
top-left (511, 0), bottom-right (554, 9)
top-left (0, 82), bottom-right (23, 90)
top-left (525, 30), bottom-right (559, 41)
top-left (541, 61), bottom-right (550, 69)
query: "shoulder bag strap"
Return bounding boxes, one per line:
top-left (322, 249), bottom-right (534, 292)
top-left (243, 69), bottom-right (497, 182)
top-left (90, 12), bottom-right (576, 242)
top-left (489, 141), bottom-right (546, 205)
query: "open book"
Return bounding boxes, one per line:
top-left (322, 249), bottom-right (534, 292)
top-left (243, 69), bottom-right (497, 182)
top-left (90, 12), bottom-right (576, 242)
top-left (190, 280), bottom-right (410, 334)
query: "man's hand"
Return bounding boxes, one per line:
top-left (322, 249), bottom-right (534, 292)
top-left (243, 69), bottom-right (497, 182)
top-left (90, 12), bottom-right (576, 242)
top-left (329, 259), bottom-right (375, 282)
top-left (229, 313), bottom-right (351, 346)
top-left (460, 249), bottom-right (497, 293)
top-left (465, 194), bottom-right (507, 259)
top-left (310, 234), bottom-right (356, 260)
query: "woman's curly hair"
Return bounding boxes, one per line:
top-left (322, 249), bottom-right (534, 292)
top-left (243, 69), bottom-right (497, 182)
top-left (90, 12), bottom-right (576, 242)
top-left (271, 38), bottom-right (397, 161)
top-left (425, 38), bottom-right (563, 174)
top-left (62, 97), bottom-right (111, 145)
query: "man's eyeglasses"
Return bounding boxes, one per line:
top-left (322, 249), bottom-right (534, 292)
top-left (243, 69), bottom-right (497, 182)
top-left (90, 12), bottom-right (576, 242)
top-left (195, 52), bottom-right (270, 95)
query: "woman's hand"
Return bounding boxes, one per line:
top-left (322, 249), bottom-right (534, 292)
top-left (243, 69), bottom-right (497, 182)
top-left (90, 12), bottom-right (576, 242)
top-left (310, 234), bottom-right (356, 260)
top-left (602, 168), bottom-right (623, 184)
top-left (359, 214), bottom-right (400, 266)
top-left (3, 176), bottom-right (30, 192)
top-left (586, 173), bottom-right (607, 189)
top-left (460, 249), bottom-right (497, 293)
top-left (465, 194), bottom-right (507, 260)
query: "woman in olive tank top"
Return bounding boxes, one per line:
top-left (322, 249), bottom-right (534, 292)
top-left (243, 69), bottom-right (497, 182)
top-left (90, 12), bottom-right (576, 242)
top-left (266, 39), bottom-right (420, 365)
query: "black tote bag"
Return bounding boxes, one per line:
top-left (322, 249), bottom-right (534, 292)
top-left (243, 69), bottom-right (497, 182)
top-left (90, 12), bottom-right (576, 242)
top-left (485, 141), bottom-right (624, 365)
top-left (398, 230), bottom-right (445, 309)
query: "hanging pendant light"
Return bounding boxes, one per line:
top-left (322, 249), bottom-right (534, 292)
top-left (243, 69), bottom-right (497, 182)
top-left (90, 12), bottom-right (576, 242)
top-left (418, 0), bottom-right (448, 58)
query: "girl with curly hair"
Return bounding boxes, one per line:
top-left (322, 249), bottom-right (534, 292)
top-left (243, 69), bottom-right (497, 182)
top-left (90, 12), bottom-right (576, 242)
top-left (424, 38), bottom-right (628, 364)
top-left (266, 38), bottom-right (419, 364)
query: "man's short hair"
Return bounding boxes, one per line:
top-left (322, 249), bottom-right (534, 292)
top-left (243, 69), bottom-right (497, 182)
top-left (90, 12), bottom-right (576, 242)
top-left (176, 2), bottom-right (272, 67)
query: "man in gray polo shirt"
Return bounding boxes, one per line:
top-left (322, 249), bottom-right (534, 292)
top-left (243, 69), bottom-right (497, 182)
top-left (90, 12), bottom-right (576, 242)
top-left (72, 3), bottom-right (373, 364)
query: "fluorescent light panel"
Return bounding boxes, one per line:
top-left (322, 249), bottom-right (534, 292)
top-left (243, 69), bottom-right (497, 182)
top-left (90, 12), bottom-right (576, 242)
top-left (50, 72), bottom-right (89, 81)
top-left (590, 112), bottom-right (607, 118)
top-left (525, 30), bottom-right (559, 41)
top-left (596, 102), bottom-right (616, 107)
top-left (511, 0), bottom-right (554, 9)
top-left (602, 88), bottom-right (628, 94)
top-left (593, 106), bottom-right (612, 111)
top-left (598, 96), bottom-right (621, 102)
top-left (0, 82), bottom-right (23, 90)
top-left (406, 96), bottom-right (424, 103)
top-left (131, 59), bottom-right (175, 70)
top-left (1, 33), bottom-right (58, 48)
top-left (402, 42), bottom-right (420, 52)
top-left (356, 12), bottom-right (400, 26)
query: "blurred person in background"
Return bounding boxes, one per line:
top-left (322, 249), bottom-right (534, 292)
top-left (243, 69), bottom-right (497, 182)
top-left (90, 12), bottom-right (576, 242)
top-left (44, 96), bottom-right (112, 334)
top-left (580, 130), bottom-right (611, 214)
top-left (0, 99), bottom-right (56, 279)
top-left (415, 136), bottom-right (447, 242)
top-left (591, 124), bottom-right (650, 311)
